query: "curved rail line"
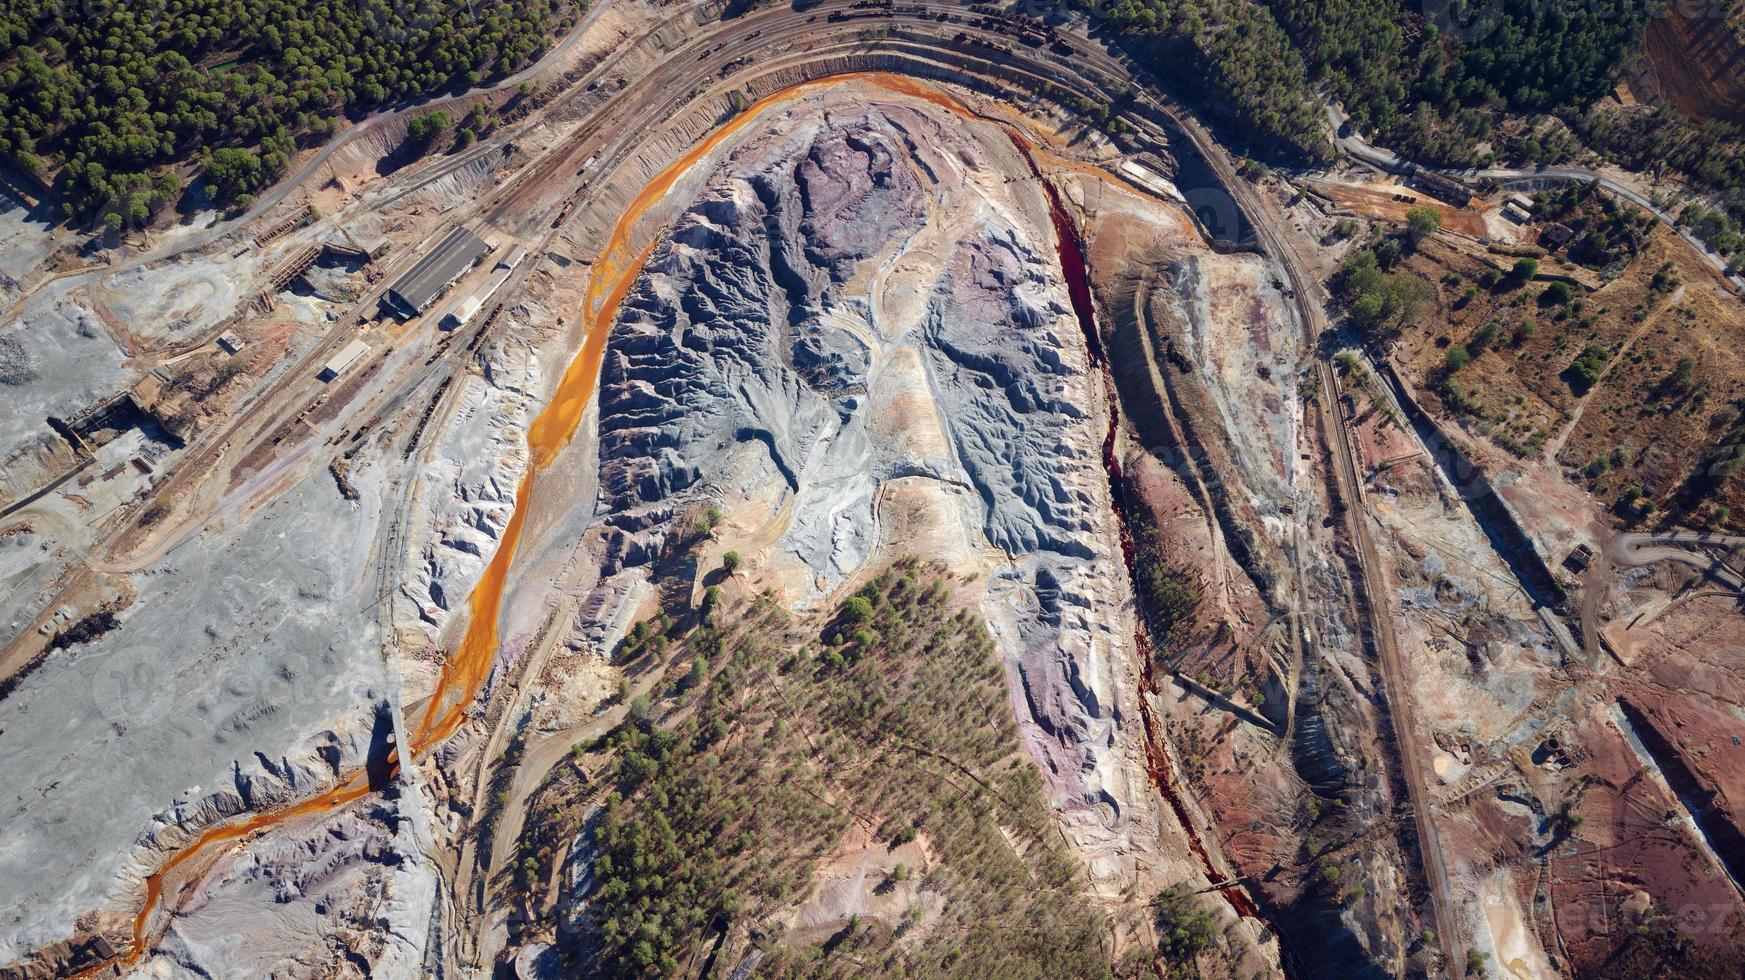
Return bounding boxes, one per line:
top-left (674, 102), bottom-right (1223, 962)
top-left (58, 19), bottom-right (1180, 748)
top-left (74, 69), bottom-right (1126, 977)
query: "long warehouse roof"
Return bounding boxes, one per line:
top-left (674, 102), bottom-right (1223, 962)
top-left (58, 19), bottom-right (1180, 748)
top-left (321, 339), bottom-right (370, 377)
top-left (387, 226), bottom-right (490, 314)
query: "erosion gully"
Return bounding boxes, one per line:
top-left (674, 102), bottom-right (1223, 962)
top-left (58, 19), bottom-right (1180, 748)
top-left (76, 69), bottom-right (821, 980)
top-left (1004, 131), bottom-right (1267, 927)
top-left (79, 71), bottom-right (1274, 975)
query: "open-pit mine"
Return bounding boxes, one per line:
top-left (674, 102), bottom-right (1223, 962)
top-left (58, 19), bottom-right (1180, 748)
top-left (4, 1), bottom-right (1745, 978)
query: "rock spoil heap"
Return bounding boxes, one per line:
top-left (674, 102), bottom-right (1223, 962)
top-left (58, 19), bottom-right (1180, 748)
top-left (589, 95), bottom-right (1147, 851)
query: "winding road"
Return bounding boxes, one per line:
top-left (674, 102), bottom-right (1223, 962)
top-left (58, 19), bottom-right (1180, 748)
top-left (10, 3), bottom-right (1553, 975)
top-left (1609, 531), bottom-right (1745, 589)
top-left (1326, 104), bottom-right (1745, 294)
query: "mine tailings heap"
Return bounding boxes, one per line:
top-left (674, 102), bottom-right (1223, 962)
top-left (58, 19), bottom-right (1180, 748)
top-left (1006, 127), bottom-right (1269, 929)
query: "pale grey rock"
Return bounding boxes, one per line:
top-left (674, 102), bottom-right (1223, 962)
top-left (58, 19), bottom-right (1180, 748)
top-left (0, 468), bottom-right (388, 962)
top-left (0, 288), bottom-right (128, 462)
top-left (587, 104), bottom-right (1130, 819)
top-left (402, 353), bottom-right (535, 636)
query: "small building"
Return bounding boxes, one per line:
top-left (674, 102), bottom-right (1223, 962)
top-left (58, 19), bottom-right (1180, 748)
top-left (318, 339), bottom-right (370, 382)
top-left (1508, 192), bottom-right (1537, 216)
top-left (441, 295), bottom-right (484, 331)
top-left (1563, 543), bottom-right (1595, 573)
top-left (384, 226), bottom-right (490, 318)
top-left (1409, 167), bottom-right (1473, 207)
top-left (1540, 222), bottom-right (1575, 247)
top-left (216, 330), bottom-right (246, 355)
top-left (354, 234), bottom-right (391, 260)
top-left (1501, 203), bottom-right (1532, 225)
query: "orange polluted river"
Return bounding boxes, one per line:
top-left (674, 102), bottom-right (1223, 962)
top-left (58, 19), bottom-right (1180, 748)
top-left (80, 71), bottom-right (995, 975)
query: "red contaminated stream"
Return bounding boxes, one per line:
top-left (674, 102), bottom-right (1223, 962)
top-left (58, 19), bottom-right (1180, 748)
top-left (71, 73), bottom-right (1264, 978)
top-left (71, 70), bottom-right (1047, 978)
top-left (1006, 131), bottom-right (1262, 922)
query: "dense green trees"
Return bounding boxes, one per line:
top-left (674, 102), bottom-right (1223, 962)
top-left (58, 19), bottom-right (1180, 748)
top-left (0, 0), bottom-right (578, 222)
top-left (454, 101), bottom-right (494, 147)
top-left (204, 147), bottom-right (269, 202)
top-left (1095, 0), bottom-right (1330, 159)
top-left (1454, 1), bottom-right (1647, 112)
top-left (405, 109), bottom-right (450, 148)
top-left (1405, 206), bottom-right (1441, 247)
top-left (586, 560), bottom-right (1110, 978)
top-left (1566, 343), bottom-right (1611, 395)
top-left (1138, 561), bottom-right (1200, 651)
top-left (841, 594), bottom-right (873, 625)
top-left (1255, 0), bottom-right (1651, 161)
top-left (1540, 280), bottom-right (1573, 306)
top-left (1337, 247), bottom-right (1434, 342)
top-left (1088, 0), bottom-right (1745, 263)
top-left (1263, 0), bottom-right (1409, 153)
top-left (1240, 0), bottom-right (1745, 264)
top-left (1151, 882), bottom-right (1218, 974)
top-left (1088, 0), bottom-right (1653, 166)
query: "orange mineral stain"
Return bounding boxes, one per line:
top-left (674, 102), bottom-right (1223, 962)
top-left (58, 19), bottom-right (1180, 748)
top-left (87, 72), bottom-right (1021, 974)
top-left (413, 72), bottom-right (979, 747)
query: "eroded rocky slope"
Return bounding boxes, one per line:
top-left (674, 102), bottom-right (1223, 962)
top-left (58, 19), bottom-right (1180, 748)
top-left (557, 89), bottom-right (1277, 972)
top-left (1080, 168), bottom-right (1427, 974)
top-left (0, 464), bottom-right (396, 969)
top-left (594, 102), bottom-right (1126, 805)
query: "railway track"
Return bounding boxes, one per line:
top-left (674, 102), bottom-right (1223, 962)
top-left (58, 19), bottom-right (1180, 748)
top-left (1022, 14), bottom-right (1467, 964)
top-left (1325, 371), bottom-right (1466, 959)
top-left (1311, 351), bottom-right (1463, 970)
top-left (1132, 46), bottom-right (1468, 965)
top-left (1068, 19), bottom-right (1470, 964)
top-left (14, 3), bottom-right (1495, 973)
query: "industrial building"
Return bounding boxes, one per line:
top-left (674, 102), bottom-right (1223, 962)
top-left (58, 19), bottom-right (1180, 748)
top-left (348, 231), bottom-right (391, 260)
top-left (440, 260), bottom-right (517, 331)
top-left (318, 339), bottom-right (370, 382)
top-left (1404, 165), bottom-right (1473, 206)
top-left (441, 295), bottom-right (484, 331)
top-left (383, 226), bottom-right (490, 318)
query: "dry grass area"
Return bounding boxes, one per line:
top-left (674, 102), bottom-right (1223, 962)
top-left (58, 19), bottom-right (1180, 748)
top-left (1391, 192), bottom-right (1745, 530)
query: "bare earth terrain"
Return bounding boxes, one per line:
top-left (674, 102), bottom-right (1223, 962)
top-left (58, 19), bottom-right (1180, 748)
top-left (2, 0), bottom-right (1745, 978)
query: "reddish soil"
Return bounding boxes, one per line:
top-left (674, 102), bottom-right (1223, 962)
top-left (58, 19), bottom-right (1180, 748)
top-left (1124, 449), bottom-right (1307, 934)
top-left (1310, 179), bottom-right (1488, 239)
top-left (1124, 451), bottom-right (1270, 687)
top-left (1198, 730), bottom-right (1308, 890)
top-left (1342, 369), bottom-right (1431, 489)
top-left (1544, 710), bottom-right (1745, 974)
top-left (1642, 6), bottom-right (1745, 125)
top-left (1433, 686), bottom-right (1745, 976)
top-left (1611, 593), bottom-right (1745, 892)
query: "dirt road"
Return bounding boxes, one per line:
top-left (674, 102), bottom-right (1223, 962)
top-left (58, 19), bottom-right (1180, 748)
top-left (25, 4), bottom-right (1494, 973)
